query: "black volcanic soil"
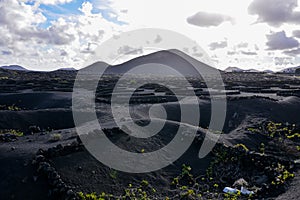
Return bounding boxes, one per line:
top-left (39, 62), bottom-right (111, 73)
top-left (1, 67), bottom-right (300, 199)
top-left (0, 128), bottom-right (77, 199)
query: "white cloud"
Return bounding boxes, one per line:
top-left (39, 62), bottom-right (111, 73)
top-left (91, 0), bottom-right (281, 70)
top-left (35, 0), bottom-right (73, 5)
top-left (241, 50), bottom-right (257, 56)
top-left (236, 42), bottom-right (249, 48)
top-left (248, 0), bottom-right (300, 27)
top-left (1, 0), bottom-right (300, 71)
top-left (0, 0), bottom-right (124, 70)
top-left (79, 1), bottom-right (93, 16)
top-left (187, 12), bottom-right (234, 27)
top-left (118, 45), bottom-right (143, 55)
top-left (209, 40), bottom-right (228, 50)
top-left (284, 48), bottom-right (300, 56)
top-left (0, 0), bottom-right (46, 29)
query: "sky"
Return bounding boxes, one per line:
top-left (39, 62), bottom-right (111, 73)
top-left (1, 0), bottom-right (300, 71)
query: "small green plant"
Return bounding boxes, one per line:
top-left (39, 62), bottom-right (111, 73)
top-left (8, 104), bottom-right (20, 111)
top-left (223, 191), bottom-right (241, 200)
top-left (181, 164), bottom-right (192, 176)
top-left (78, 191), bottom-right (112, 200)
top-left (234, 143), bottom-right (249, 152)
top-left (286, 133), bottom-right (300, 139)
top-left (264, 121), bottom-right (299, 141)
top-left (121, 179), bottom-right (156, 200)
top-left (0, 129), bottom-right (24, 137)
top-left (180, 188), bottom-right (196, 198)
top-left (247, 127), bottom-right (260, 133)
top-left (129, 79), bottom-right (137, 85)
top-left (0, 104), bottom-right (21, 111)
top-left (49, 133), bottom-right (62, 142)
top-left (0, 76), bottom-right (9, 80)
top-left (259, 143), bottom-right (265, 154)
top-left (11, 130), bottom-right (23, 136)
top-left (141, 180), bottom-right (149, 186)
top-left (272, 163), bottom-right (295, 185)
top-left (109, 169), bottom-right (117, 179)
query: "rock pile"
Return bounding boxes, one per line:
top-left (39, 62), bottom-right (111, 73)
top-left (0, 133), bottom-right (17, 142)
top-left (32, 140), bottom-right (83, 200)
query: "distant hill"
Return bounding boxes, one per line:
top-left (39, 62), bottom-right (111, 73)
top-left (280, 66), bottom-right (300, 73)
top-left (0, 65), bottom-right (28, 71)
top-left (225, 67), bottom-right (266, 73)
top-left (55, 68), bottom-right (77, 71)
top-left (263, 70), bottom-right (274, 73)
top-left (244, 69), bottom-right (260, 73)
top-left (224, 67), bottom-right (244, 72)
top-left (83, 49), bottom-right (219, 77)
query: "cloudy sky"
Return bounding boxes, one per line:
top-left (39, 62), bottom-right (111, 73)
top-left (1, 0), bottom-right (300, 71)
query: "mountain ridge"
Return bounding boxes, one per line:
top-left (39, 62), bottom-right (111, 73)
top-left (0, 65), bottom-right (29, 71)
top-left (83, 49), bottom-right (218, 76)
top-left (2, 51), bottom-right (300, 74)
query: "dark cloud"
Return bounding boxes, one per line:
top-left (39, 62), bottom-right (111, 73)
top-left (192, 53), bottom-right (203, 57)
top-left (266, 31), bottom-right (299, 50)
top-left (154, 35), bottom-right (162, 43)
top-left (22, 27), bottom-right (76, 46)
top-left (187, 11), bottom-right (234, 27)
top-left (236, 42), bottom-right (248, 48)
top-left (120, 9), bottom-right (128, 13)
top-left (208, 40), bottom-right (228, 51)
top-left (227, 51), bottom-right (237, 55)
top-left (192, 46), bottom-right (199, 53)
top-left (293, 30), bottom-right (300, 38)
top-left (182, 47), bottom-right (189, 53)
top-left (241, 50), bottom-right (257, 56)
top-left (118, 45), bottom-right (143, 55)
top-left (248, 0), bottom-right (300, 27)
top-left (60, 50), bottom-right (68, 56)
top-left (283, 48), bottom-right (300, 56)
top-left (274, 57), bottom-right (294, 65)
top-left (2, 50), bottom-right (12, 55)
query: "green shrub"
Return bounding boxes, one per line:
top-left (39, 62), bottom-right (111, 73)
top-left (49, 133), bottom-right (62, 142)
top-left (234, 143), bottom-right (249, 152)
top-left (0, 129), bottom-right (23, 137)
top-left (109, 169), bottom-right (117, 179)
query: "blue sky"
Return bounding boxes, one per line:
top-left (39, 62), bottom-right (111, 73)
top-left (34, 0), bottom-right (125, 28)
